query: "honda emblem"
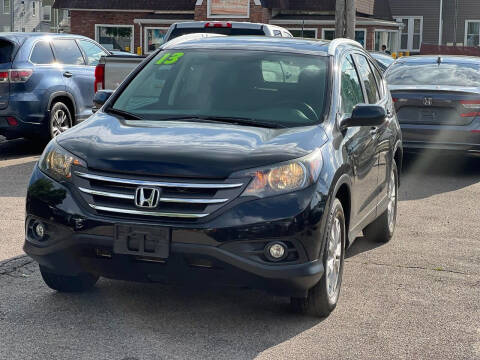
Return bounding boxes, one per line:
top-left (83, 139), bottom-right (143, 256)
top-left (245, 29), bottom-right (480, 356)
top-left (423, 97), bottom-right (433, 106)
top-left (135, 187), bottom-right (160, 208)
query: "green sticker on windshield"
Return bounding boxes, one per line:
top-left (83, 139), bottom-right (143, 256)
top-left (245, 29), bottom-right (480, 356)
top-left (156, 52), bottom-right (184, 65)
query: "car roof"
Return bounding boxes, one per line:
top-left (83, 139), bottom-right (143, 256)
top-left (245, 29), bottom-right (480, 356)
top-left (395, 55), bottom-right (480, 64)
top-left (0, 32), bottom-right (91, 44)
top-left (163, 35), bottom-right (332, 55)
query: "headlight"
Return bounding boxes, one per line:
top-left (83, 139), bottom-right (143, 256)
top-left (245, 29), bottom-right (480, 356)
top-left (234, 149), bottom-right (323, 198)
top-left (38, 141), bottom-right (86, 181)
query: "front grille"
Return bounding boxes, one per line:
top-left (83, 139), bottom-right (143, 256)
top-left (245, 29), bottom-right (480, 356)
top-left (72, 170), bottom-right (248, 222)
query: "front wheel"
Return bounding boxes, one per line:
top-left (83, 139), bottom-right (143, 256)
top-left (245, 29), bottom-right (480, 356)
top-left (49, 102), bottom-right (72, 139)
top-left (291, 198), bottom-right (346, 317)
top-left (364, 160), bottom-right (398, 243)
top-left (40, 266), bottom-right (98, 292)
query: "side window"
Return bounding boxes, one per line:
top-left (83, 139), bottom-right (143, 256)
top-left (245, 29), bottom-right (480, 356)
top-left (273, 30), bottom-right (282, 37)
top-left (340, 55), bottom-right (364, 115)
top-left (78, 40), bottom-right (107, 66)
top-left (370, 60), bottom-right (385, 99)
top-left (353, 54), bottom-right (380, 104)
top-left (30, 41), bottom-right (55, 64)
top-left (52, 39), bottom-right (85, 65)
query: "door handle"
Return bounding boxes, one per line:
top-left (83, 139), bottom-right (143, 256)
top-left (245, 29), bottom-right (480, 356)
top-left (63, 71), bottom-right (73, 78)
top-left (370, 127), bottom-right (379, 136)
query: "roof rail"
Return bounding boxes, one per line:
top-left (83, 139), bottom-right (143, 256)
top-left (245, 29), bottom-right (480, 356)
top-left (328, 38), bottom-right (363, 55)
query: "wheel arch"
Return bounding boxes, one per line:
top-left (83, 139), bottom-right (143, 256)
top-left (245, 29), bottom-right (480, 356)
top-left (393, 140), bottom-right (403, 186)
top-left (48, 92), bottom-right (77, 125)
top-left (331, 173), bottom-right (352, 248)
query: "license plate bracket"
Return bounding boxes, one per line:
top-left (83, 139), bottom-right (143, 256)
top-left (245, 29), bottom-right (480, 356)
top-left (114, 224), bottom-right (170, 258)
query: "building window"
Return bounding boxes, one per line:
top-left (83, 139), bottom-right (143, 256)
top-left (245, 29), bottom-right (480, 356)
top-left (395, 17), bottom-right (423, 52)
top-left (465, 21), bottom-right (480, 47)
top-left (374, 30), bottom-right (398, 53)
top-left (207, 0), bottom-right (249, 18)
top-left (3, 0), bottom-right (10, 14)
top-left (322, 29), bottom-right (367, 47)
top-left (32, 1), bottom-right (36, 16)
top-left (42, 5), bottom-right (51, 21)
top-left (95, 25), bottom-right (134, 53)
top-left (288, 29), bottom-right (317, 39)
top-left (144, 27), bottom-right (168, 54)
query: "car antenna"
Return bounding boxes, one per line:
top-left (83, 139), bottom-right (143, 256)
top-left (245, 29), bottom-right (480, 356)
top-left (437, 56), bottom-right (442, 65)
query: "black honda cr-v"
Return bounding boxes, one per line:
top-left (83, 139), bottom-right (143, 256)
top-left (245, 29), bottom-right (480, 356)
top-left (25, 37), bottom-right (402, 317)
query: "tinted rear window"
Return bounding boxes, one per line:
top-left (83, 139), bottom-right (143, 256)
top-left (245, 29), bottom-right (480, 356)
top-left (0, 40), bottom-right (14, 64)
top-left (52, 39), bottom-right (85, 65)
top-left (168, 27), bottom-right (264, 41)
top-left (386, 61), bottom-right (480, 86)
top-left (30, 41), bottom-right (55, 64)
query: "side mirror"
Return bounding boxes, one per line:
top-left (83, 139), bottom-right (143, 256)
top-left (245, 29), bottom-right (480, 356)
top-left (340, 104), bottom-right (386, 130)
top-left (92, 90), bottom-right (114, 113)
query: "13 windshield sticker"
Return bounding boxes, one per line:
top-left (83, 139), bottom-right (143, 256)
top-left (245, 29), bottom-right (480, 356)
top-left (156, 52), bottom-right (185, 65)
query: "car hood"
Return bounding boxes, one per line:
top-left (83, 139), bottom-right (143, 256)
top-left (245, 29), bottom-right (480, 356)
top-left (57, 113), bottom-right (328, 178)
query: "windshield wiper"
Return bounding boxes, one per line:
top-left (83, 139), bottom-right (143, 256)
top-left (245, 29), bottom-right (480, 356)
top-left (158, 115), bottom-right (285, 129)
top-left (105, 108), bottom-right (143, 120)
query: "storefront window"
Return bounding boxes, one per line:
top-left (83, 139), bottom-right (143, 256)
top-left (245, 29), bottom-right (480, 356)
top-left (96, 25), bottom-right (133, 53)
top-left (288, 29), bottom-right (317, 39)
top-left (145, 28), bottom-right (168, 53)
top-left (322, 29), bottom-right (366, 47)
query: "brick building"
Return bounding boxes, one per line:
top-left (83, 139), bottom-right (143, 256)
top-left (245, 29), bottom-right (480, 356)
top-left (52, 0), bottom-right (401, 54)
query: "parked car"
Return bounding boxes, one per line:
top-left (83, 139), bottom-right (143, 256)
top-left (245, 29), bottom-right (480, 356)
top-left (95, 22), bottom-right (293, 92)
top-left (370, 52), bottom-right (395, 71)
top-left (0, 33), bottom-right (112, 140)
top-left (386, 55), bottom-right (480, 153)
top-left (163, 21), bottom-right (293, 44)
top-left (25, 37), bottom-right (402, 317)
top-left (95, 33), bottom-right (225, 92)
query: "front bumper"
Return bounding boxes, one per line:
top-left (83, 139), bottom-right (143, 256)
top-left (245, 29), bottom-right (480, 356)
top-left (24, 167), bottom-right (330, 297)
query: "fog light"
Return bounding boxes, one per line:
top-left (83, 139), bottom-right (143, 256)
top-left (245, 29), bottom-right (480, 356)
top-left (265, 242), bottom-right (287, 262)
top-left (33, 222), bottom-right (45, 239)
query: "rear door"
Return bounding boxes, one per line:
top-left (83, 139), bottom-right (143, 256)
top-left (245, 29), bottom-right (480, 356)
top-left (0, 39), bottom-right (15, 109)
top-left (51, 38), bottom-right (92, 122)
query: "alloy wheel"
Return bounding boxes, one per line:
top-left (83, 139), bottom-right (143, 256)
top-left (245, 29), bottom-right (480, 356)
top-left (326, 215), bottom-right (342, 301)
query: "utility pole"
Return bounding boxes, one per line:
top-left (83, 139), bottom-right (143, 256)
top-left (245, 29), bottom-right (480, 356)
top-left (335, 0), bottom-right (356, 40)
top-left (345, 0), bottom-right (356, 40)
top-left (335, 0), bottom-right (345, 38)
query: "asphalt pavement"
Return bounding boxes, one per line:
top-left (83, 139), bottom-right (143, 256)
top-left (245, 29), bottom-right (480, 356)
top-left (0, 137), bottom-right (479, 359)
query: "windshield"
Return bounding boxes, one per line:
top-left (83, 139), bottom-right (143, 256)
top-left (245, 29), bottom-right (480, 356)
top-left (386, 61), bottom-right (480, 86)
top-left (112, 49), bottom-right (329, 127)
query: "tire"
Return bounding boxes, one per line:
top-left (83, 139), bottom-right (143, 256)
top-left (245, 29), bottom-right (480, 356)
top-left (39, 265), bottom-right (98, 292)
top-left (49, 102), bottom-right (72, 139)
top-left (364, 160), bottom-right (399, 243)
top-left (291, 198), bottom-right (346, 317)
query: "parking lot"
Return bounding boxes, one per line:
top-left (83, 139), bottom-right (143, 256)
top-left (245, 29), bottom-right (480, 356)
top-left (0, 136), bottom-right (479, 359)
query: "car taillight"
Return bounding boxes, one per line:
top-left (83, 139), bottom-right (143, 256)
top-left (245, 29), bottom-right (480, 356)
top-left (9, 69), bottom-right (33, 83)
top-left (6, 116), bottom-right (18, 126)
top-left (0, 71), bottom-right (9, 83)
top-left (94, 64), bottom-right (105, 93)
top-left (460, 99), bottom-right (480, 117)
top-left (205, 22), bottom-right (232, 28)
